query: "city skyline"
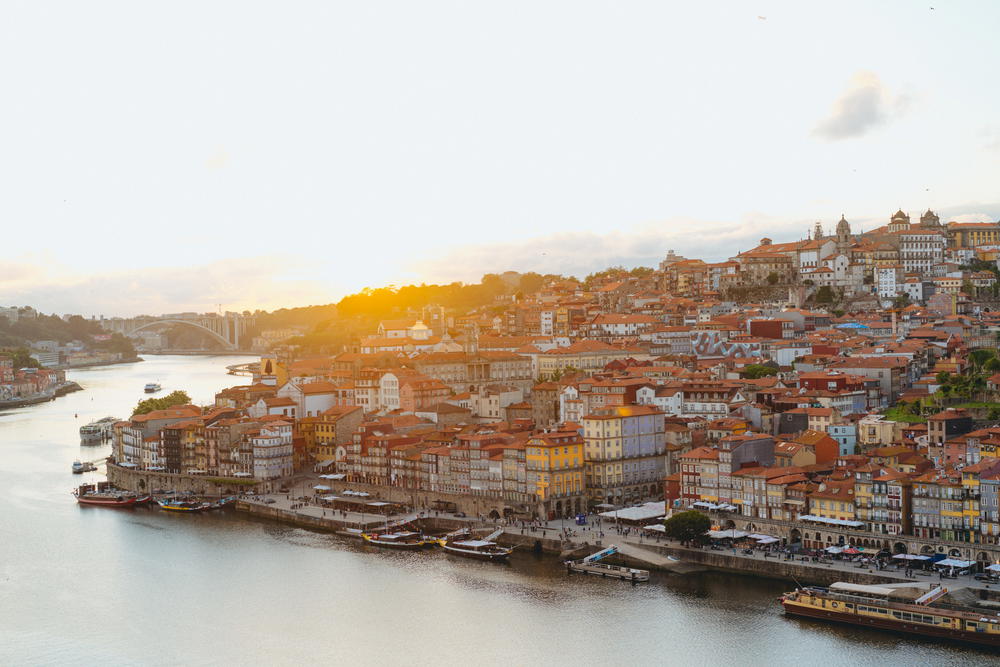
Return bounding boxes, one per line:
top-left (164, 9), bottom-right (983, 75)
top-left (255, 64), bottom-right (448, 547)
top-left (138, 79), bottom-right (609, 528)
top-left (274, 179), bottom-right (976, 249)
top-left (3, 2), bottom-right (1000, 315)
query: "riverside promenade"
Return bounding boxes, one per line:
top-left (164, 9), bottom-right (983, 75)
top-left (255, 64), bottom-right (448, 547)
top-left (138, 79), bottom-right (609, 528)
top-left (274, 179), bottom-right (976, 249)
top-left (236, 487), bottom-right (1000, 593)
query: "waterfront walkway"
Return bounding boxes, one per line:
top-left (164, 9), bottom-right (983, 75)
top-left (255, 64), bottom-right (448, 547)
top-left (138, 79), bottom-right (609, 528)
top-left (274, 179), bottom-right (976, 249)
top-left (240, 482), bottom-right (999, 592)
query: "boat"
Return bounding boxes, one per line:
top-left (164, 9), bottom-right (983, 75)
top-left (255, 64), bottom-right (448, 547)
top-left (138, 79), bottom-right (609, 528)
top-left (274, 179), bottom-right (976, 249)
top-left (73, 483), bottom-right (147, 507)
top-left (72, 460), bottom-right (97, 474)
top-left (144, 383), bottom-right (162, 393)
top-left (157, 499), bottom-right (212, 512)
top-left (79, 416), bottom-right (121, 445)
top-left (780, 582), bottom-right (1000, 647)
top-left (361, 531), bottom-right (430, 549)
top-left (565, 545), bottom-right (650, 582)
top-left (438, 528), bottom-right (513, 561)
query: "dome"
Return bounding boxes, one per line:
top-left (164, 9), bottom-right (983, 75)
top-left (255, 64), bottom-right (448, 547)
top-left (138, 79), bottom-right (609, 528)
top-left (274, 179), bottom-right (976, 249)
top-left (892, 209), bottom-right (908, 220)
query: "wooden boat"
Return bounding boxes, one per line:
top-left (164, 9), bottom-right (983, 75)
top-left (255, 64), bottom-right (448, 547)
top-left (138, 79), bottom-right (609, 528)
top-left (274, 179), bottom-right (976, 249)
top-left (361, 531), bottom-right (430, 549)
top-left (157, 499), bottom-right (212, 513)
top-left (438, 528), bottom-right (513, 562)
top-left (73, 483), bottom-right (146, 507)
top-left (780, 582), bottom-right (1000, 647)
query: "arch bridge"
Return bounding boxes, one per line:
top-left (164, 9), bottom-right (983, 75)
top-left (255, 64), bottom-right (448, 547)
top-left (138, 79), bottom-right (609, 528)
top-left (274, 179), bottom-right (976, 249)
top-left (100, 313), bottom-right (254, 351)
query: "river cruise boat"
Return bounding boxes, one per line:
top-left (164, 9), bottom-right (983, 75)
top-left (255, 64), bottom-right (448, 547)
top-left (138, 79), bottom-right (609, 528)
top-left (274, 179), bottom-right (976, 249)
top-left (80, 416), bottom-right (120, 445)
top-left (780, 582), bottom-right (1000, 647)
top-left (438, 528), bottom-right (513, 561)
top-left (73, 483), bottom-right (149, 507)
top-left (144, 383), bottom-right (162, 393)
top-left (361, 531), bottom-right (430, 549)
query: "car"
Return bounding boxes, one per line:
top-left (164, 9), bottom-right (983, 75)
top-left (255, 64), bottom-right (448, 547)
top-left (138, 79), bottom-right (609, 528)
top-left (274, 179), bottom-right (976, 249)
top-left (265, 498), bottom-right (277, 504)
top-left (454, 511), bottom-right (467, 518)
top-left (278, 486), bottom-right (290, 493)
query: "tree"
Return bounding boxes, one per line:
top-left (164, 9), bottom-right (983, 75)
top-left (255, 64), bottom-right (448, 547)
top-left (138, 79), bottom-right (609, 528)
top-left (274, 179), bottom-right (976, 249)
top-left (662, 510), bottom-right (711, 545)
top-left (766, 272), bottom-right (779, 285)
top-left (0, 347), bottom-right (41, 370)
top-left (630, 266), bottom-right (654, 278)
top-left (969, 348), bottom-right (996, 371)
top-left (133, 390), bottom-right (192, 416)
top-left (815, 285), bottom-right (834, 304)
top-left (936, 371), bottom-right (951, 385)
top-left (742, 364), bottom-right (778, 379)
top-left (985, 357), bottom-right (1000, 373)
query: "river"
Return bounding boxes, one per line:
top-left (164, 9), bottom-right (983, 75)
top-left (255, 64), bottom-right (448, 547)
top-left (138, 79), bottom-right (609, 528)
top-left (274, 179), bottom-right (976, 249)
top-left (0, 355), bottom-right (992, 665)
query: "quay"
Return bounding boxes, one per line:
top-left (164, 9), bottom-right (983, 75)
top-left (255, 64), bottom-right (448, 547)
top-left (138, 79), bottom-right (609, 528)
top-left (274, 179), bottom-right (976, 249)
top-left (107, 466), bottom-right (1000, 590)
top-left (233, 491), bottom-right (900, 584)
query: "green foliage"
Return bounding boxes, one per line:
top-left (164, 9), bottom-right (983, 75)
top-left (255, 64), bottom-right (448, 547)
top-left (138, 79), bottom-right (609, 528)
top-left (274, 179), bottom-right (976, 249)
top-left (815, 285), bottom-right (834, 304)
top-left (766, 272), bottom-right (779, 285)
top-left (832, 309), bottom-right (845, 318)
top-left (0, 347), bottom-right (41, 369)
top-left (0, 313), bottom-right (136, 358)
top-left (883, 403), bottom-right (927, 423)
top-left (986, 357), bottom-right (1000, 373)
top-left (518, 272), bottom-right (545, 294)
top-left (630, 266), bottom-right (655, 278)
top-left (133, 390), bottom-right (192, 416)
top-left (969, 348), bottom-right (996, 370)
top-left (742, 363), bottom-right (778, 379)
top-left (936, 371), bottom-right (951, 384)
top-left (662, 510), bottom-right (711, 545)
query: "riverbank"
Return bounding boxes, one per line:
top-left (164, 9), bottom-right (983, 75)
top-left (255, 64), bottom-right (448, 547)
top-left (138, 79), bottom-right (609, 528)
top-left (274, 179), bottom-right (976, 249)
top-left (233, 492), bottom-right (917, 586)
top-left (58, 356), bottom-right (142, 370)
top-left (0, 381), bottom-right (83, 409)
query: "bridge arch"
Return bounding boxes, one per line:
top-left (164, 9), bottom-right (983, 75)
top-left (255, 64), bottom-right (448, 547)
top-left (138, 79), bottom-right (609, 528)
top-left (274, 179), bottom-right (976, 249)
top-left (127, 319), bottom-right (236, 350)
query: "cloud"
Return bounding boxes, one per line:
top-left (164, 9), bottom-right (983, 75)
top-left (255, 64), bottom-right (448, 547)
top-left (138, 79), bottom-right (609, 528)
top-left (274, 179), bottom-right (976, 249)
top-left (0, 256), bottom-right (336, 317)
top-left (812, 72), bottom-right (908, 141)
top-left (408, 214), bottom-right (809, 284)
top-left (949, 213), bottom-right (994, 223)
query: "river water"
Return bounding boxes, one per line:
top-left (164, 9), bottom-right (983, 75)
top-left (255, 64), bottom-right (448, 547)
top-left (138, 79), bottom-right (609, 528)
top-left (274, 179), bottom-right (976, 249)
top-left (0, 355), bottom-right (992, 665)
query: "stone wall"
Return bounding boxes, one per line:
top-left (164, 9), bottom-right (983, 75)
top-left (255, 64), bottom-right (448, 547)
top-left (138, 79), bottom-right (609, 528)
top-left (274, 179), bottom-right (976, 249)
top-left (108, 462), bottom-right (260, 497)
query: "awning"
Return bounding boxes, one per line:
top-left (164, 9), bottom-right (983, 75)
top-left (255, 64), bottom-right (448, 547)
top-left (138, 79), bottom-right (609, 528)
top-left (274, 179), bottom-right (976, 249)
top-left (312, 485), bottom-right (331, 491)
top-left (987, 563), bottom-right (1000, 572)
top-left (755, 536), bottom-right (779, 544)
top-left (319, 473), bottom-right (346, 480)
top-left (935, 558), bottom-right (974, 568)
top-left (892, 553), bottom-right (930, 561)
top-left (707, 529), bottom-right (748, 539)
top-left (825, 546), bottom-right (844, 554)
top-left (798, 515), bottom-right (864, 527)
top-left (644, 524), bottom-right (666, 533)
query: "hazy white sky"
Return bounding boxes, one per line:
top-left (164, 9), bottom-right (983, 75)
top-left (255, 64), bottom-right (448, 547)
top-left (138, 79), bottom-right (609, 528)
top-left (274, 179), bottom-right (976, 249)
top-left (2, 1), bottom-right (999, 316)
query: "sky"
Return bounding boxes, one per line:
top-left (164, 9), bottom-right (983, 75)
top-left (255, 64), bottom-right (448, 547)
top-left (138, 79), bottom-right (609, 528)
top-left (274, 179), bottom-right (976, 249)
top-left (2, 1), bottom-right (1000, 317)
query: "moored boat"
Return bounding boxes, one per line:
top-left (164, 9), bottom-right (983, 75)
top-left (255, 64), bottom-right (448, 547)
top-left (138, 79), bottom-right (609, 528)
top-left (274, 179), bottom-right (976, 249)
top-left (361, 531), bottom-right (430, 549)
top-left (73, 483), bottom-right (146, 507)
top-left (72, 460), bottom-right (97, 474)
top-left (80, 416), bottom-right (120, 445)
top-left (144, 383), bottom-right (162, 393)
top-left (780, 582), bottom-right (1000, 647)
top-left (438, 527), bottom-right (513, 561)
top-left (157, 499), bottom-right (212, 512)
top-left (564, 545), bottom-right (649, 581)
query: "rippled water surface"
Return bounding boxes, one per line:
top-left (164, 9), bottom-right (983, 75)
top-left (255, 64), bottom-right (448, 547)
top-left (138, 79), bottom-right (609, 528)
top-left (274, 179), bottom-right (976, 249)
top-left (0, 356), bottom-right (993, 665)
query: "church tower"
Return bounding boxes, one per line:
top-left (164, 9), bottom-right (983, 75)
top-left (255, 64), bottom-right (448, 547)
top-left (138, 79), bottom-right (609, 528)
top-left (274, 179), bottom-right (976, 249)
top-left (920, 209), bottom-right (941, 228)
top-left (836, 214), bottom-right (851, 251)
top-left (813, 221), bottom-right (824, 241)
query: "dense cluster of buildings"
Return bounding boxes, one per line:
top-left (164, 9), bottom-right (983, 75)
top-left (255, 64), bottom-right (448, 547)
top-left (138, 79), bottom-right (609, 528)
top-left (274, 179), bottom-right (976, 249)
top-left (107, 208), bottom-right (1000, 553)
top-left (0, 355), bottom-right (67, 402)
